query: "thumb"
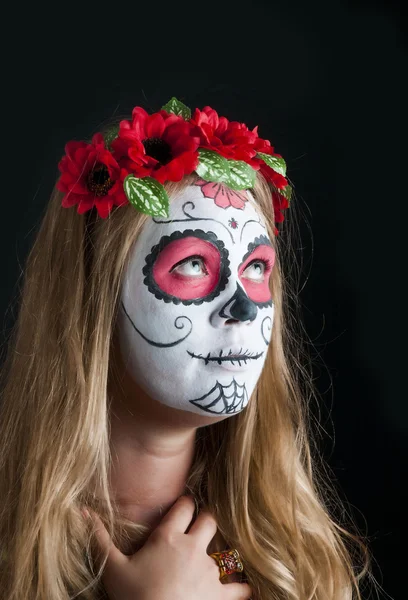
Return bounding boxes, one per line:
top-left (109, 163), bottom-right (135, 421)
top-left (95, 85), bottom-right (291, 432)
top-left (82, 507), bottom-right (128, 570)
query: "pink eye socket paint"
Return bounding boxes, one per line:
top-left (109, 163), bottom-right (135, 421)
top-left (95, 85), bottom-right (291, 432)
top-left (238, 244), bottom-right (276, 304)
top-left (152, 237), bottom-right (221, 300)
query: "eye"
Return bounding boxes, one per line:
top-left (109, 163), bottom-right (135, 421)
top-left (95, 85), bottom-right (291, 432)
top-left (241, 259), bottom-right (270, 282)
top-left (170, 255), bottom-right (208, 278)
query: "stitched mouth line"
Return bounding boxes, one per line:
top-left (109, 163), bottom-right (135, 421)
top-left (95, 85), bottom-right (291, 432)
top-left (187, 348), bottom-right (264, 366)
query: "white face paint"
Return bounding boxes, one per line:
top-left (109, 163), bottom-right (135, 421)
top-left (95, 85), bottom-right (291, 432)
top-left (117, 181), bottom-right (275, 417)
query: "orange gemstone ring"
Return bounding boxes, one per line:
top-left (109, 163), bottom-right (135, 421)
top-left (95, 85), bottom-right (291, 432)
top-left (209, 549), bottom-right (244, 579)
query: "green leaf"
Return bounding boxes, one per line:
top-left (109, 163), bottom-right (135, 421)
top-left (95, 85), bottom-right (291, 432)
top-left (195, 149), bottom-right (230, 182)
top-left (103, 125), bottom-right (120, 150)
top-left (279, 184), bottom-right (292, 204)
top-left (256, 152), bottom-right (287, 177)
top-left (124, 176), bottom-right (169, 217)
top-left (223, 160), bottom-right (256, 190)
top-left (161, 97), bottom-right (191, 120)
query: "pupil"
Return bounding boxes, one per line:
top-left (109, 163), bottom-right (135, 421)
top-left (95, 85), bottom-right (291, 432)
top-left (142, 137), bottom-right (173, 165)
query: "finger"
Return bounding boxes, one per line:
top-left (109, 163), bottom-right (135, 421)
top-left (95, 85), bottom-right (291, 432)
top-left (223, 581), bottom-right (253, 599)
top-left (186, 508), bottom-right (218, 547)
top-left (156, 495), bottom-right (196, 535)
top-left (85, 508), bottom-right (128, 569)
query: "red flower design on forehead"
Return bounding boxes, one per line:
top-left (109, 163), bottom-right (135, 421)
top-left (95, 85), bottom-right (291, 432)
top-left (195, 179), bottom-right (248, 210)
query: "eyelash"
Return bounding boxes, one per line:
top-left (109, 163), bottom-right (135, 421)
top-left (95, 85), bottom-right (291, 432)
top-left (170, 255), bottom-right (208, 274)
top-left (244, 257), bottom-right (272, 272)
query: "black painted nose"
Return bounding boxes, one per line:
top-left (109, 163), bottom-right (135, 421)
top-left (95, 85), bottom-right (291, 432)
top-left (218, 283), bottom-right (258, 323)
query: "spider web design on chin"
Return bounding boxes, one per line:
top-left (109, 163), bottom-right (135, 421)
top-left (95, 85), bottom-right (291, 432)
top-left (189, 379), bottom-right (248, 414)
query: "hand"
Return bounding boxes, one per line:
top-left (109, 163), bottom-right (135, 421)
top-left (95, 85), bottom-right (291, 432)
top-left (85, 494), bottom-right (252, 600)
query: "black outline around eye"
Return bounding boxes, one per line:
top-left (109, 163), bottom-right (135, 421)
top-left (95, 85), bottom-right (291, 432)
top-left (239, 235), bottom-right (274, 308)
top-left (142, 229), bottom-right (231, 305)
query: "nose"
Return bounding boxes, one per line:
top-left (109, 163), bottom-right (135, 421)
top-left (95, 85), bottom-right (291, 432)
top-left (210, 283), bottom-right (258, 328)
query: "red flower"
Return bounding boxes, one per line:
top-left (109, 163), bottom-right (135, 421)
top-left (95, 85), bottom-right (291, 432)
top-left (190, 106), bottom-right (260, 167)
top-left (195, 179), bottom-right (248, 209)
top-left (252, 136), bottom-right (290, 230)
top-left (110, 107), bottom-right (200, 184)
top-left (191, 107), bottom-right (291, 232)
top-left (259, 160), bottom-right (288, 190)
top-left (271, 189), bottom-right (290, 235)
top-left (191, 107), bottom-right (288, 187)
top-left (252, 130), bottom-right (273, 155)
top-left (57, 133), bottom-right (129, 218)
top-left (248, 135), bottom-right (287, 189)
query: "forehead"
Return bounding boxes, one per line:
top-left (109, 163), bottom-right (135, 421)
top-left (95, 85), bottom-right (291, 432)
top-left (138, 184), bottom-right (270, 251)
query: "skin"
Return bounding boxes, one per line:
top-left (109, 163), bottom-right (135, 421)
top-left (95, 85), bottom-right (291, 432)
top-left (107, 183), bottom-right (275, 555)
top-left (107, 330), bottom-right (224, 547)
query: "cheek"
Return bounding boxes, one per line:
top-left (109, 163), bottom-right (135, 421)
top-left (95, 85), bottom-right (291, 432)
top-left (238, 245), bottom-right (275, 304)
top-left (152, 237), bottom-right (220, 301)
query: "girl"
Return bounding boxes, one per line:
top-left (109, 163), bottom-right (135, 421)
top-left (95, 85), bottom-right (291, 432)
top-left (0, 98), bottom-right (372, 599)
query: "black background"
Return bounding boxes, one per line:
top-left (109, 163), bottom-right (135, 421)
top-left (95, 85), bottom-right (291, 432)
top-left (1, 1), bottom-right (406, 598)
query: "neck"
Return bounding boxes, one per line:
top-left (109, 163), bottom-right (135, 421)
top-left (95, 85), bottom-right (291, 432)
top-left (109, 398), bottom-right (197, 519)
top-left (107, 339), bottom-right (198, 532)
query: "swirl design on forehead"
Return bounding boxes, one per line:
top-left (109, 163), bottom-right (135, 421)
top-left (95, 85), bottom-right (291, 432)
top-left (240, 216), bottom-right (266, 243)
top-left (153, 201), bottom-right (236, 244)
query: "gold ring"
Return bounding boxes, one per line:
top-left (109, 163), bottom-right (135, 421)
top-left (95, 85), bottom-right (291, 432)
top-left (209, 549), bottom-right (244, 579)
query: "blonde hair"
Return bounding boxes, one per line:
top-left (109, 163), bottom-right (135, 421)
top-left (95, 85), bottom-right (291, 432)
top-left (0, 121), bottom-right (376, 598)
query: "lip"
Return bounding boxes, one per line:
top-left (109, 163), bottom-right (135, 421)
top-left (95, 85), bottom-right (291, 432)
top-left (187, 348), bottom-right (264, 370)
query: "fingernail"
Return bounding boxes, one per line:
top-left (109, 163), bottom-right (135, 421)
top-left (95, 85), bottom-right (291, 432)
top-left (81, 507), bottom-right (90, 519)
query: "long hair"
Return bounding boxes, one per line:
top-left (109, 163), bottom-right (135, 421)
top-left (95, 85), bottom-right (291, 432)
top-left (0, 120), bottom-right (374, 599)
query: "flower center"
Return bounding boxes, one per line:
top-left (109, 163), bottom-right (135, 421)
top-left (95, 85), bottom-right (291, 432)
top-left (142, 137), bottom-right (173, 165)
top-left (87, 164), bottom-right (114, 197)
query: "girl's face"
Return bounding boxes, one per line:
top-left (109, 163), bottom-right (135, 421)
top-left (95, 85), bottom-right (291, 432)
top-left (117, 182), bottom-right (276, 417)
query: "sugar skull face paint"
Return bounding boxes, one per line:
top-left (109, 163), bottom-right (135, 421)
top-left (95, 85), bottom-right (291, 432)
top-left (116, 184), bottom-right (276, 417)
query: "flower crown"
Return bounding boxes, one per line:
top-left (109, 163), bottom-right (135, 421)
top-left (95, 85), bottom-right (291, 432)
top-left (57, 97), bottom-right (292, 235)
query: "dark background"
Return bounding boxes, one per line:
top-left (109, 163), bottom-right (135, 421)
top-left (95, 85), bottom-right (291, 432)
top-left (1, 1), bottom-right (406, 598)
